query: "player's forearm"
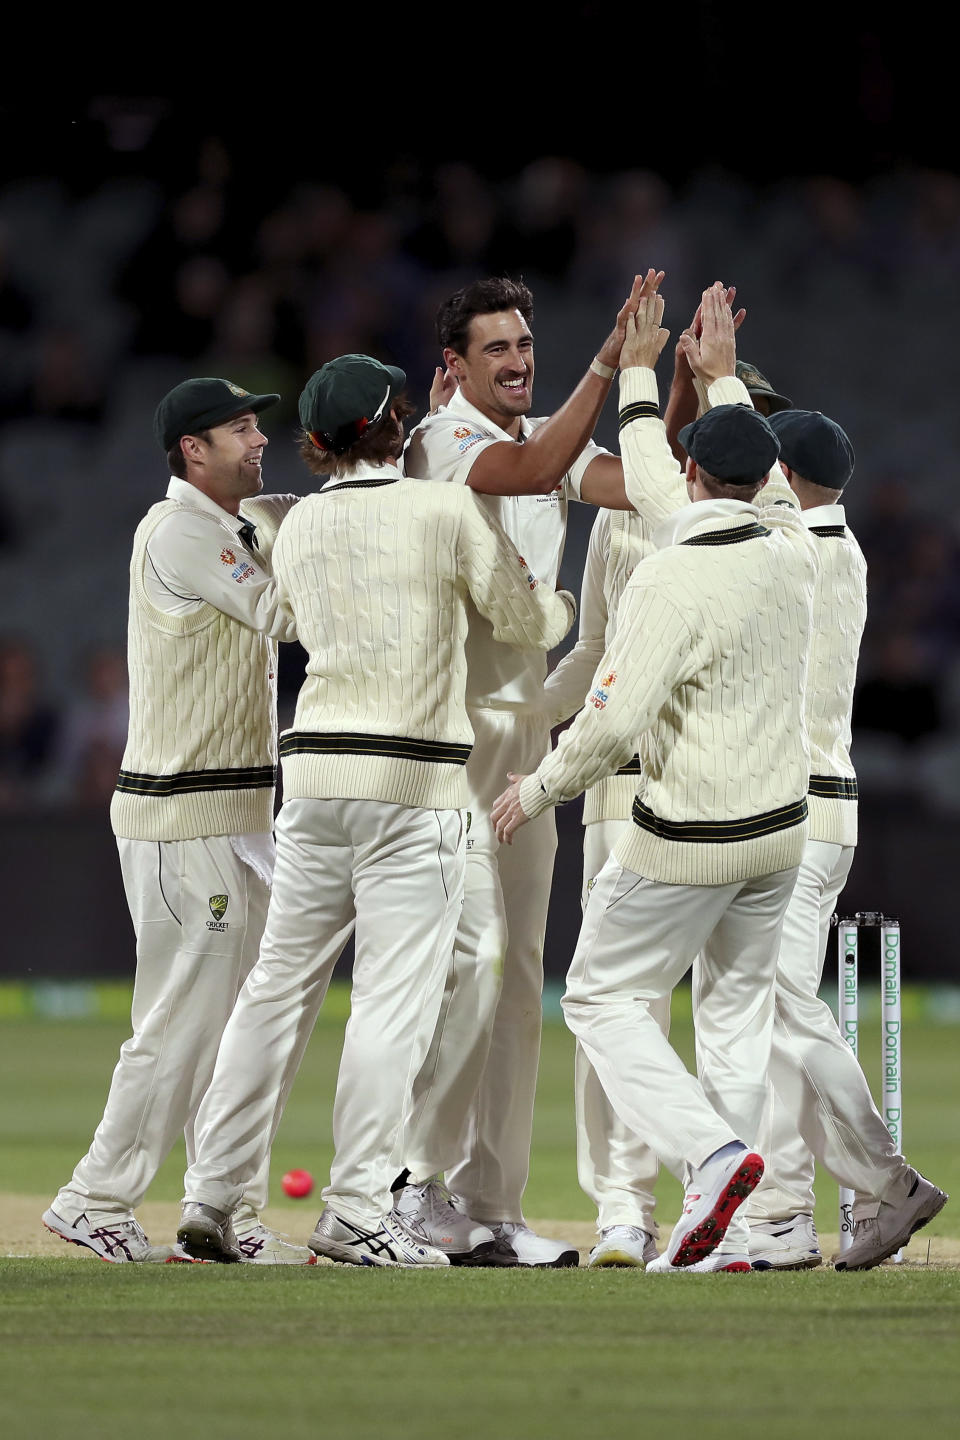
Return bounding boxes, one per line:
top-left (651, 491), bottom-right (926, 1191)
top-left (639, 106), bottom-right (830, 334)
top-left (461, 509), bottom-right (575, 651)
top-left (469, 369), bottom-right (613, 496)
top-left (663, 364), bottom-right (698, 464)
top-left (543, 637), bottom-right (607, 723)
top-left (618, 368), bottom-right (689, 523)
top-left (519, 590), bottom-right (691, 817)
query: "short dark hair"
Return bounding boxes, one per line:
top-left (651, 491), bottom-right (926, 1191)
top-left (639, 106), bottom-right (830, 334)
top-left (697, 469), bottom-right (765, 503)
top-left (298, 395), bottom-right (416, 478)
top-left (166, 430), bottom-right (212, 479)
top-left (437, 277), bottom-right (534, 355)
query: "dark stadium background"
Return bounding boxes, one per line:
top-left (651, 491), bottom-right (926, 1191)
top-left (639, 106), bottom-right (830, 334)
top-left (2, 33), bottom-right (957, 983)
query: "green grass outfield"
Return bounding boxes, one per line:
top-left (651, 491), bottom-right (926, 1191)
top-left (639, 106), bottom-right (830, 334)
top-left (1, 988), bottom-right (958, 1440)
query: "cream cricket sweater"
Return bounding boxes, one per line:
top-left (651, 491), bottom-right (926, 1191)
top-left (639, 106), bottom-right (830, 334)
top-left (111, 499), bottom-right (278, 841)
top-left (273, 465), bottom-right (573, 810)
top-left (518, 368), bottom-right (819, 885)
top-left (801, 504), bottom-right (866, 846)
top-left (543, 509), bottom-right (655, 824)
top-left (694, 379), bottom-right (867, 847)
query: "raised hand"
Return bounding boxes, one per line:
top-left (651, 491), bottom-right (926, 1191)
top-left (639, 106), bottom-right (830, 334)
top-left (596, 268), bottom-right (666, 370)
top-left (620, 291), bottom-right (671, 371)
top-left (677, 282), bottom-right (737, 386)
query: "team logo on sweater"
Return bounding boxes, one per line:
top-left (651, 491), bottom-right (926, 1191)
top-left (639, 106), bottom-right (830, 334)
top-left (207, 894), bottom-right (230, 932)
top-left (516, 555), bottom-right (538, 590)
top-left (590, 671), bottom-right (616, 709)
top-left (220, 547), bottom-right (237, 566)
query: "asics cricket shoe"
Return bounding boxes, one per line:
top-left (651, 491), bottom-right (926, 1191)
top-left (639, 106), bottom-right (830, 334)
top-left (835, 1169), bottom-right (948, 1271)
top-left (588, 1225), bottom-right (659, 1269)
top-left (748, 1214), bottom-right (822, 1271)
top-left (42, 1207), bottom-right (196, 1264)
top-left (391, 1177), bottom-right (498, 1265)
top-left (308, 1208), bottom-right (450, 1267)
top-left (232, 1216), bottom-right (317, 1266)
top-left (177, 1202), bottom-right (243, 1263)
top-left (489, 1221), bottom-right (580, 1268)
top-left (665, 1144), bottom-right (764, 1268)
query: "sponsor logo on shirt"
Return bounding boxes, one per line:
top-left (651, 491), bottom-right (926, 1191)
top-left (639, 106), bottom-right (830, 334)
top-left (452, 424), bottom-right (486, 454)
top-left (220, 547), bottom-right (237, 566)
top-left (590, 671), bottom-right (617, 710)
top-left (516, 554), bottom-right (538, 590)
top-left (230, 561), bottom-right (257, 583)
top-left (207, 893), bottom-right (229, 932)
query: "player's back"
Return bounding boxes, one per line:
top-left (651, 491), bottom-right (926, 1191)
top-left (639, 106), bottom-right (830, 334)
top-left (273, 474), bottom-right (476, 749)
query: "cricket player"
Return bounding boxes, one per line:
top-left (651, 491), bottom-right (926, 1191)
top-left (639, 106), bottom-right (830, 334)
top-left (43, 377), bottom-right (314, 1265)
top-left (541, 506), bottom-right (668, 1267)
top-left (394, 270), bottom-right (662, 1266)
top-left (177, 354), bottom-right (575, 1266)
top-left (493, 285), bottom-right (819, 1270)
top-left (739, 408), bottom-right (948, 1271)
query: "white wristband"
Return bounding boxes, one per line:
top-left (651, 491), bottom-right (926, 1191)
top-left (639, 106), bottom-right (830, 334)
top-left (590, 357), bottom-right (616, 381)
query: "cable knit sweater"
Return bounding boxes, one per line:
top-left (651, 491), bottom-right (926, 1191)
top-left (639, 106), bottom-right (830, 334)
top-left (111, 498), bottom-right (278, 841)
top-left (799, 504), bottom-right (866, 845)
top-left (543, 508), bottom-right (655, 824)
top-left (518, 367), bottom-right (819, 885)
top-left (272, 464), bottom-right (574, 810)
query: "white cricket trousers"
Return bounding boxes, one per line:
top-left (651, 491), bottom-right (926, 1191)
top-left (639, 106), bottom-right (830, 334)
top-left (404, 707), bottom-right (556, 1223)
top-left (744, 839), bottom-right (907, 1222)
top-left (575, 820), bottom-right (672, 1234)
top-left (185, 798), bottom-right (465, 1229)
top-left (563, 857), bottom-right (799, 1172)
top-left (56, 833), bottom-right (273, 1221)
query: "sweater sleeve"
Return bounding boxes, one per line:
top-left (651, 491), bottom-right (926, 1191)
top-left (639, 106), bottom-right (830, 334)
top-left (145, 510), bottom-right (298, 642)
top-left (457, 492), bottom-right (575, 651)
top-left (240, 493), bottom-right (301, 562)
top-left (543, 511), bottom-right (610, 723)
top-left (618, 367), bottom-right (691, 524)
top-left (518, 577), bottom-right (695, 818)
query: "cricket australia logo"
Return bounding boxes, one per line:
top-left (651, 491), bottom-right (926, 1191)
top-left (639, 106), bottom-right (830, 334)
top-left (206, 894), bottom-right (229, 932)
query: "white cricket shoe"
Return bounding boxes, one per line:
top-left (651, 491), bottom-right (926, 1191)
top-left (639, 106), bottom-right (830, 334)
top-left (588, 1225), bottom-right (658, 1269)
top-left (648, 1249), bottom-right (752, 1274)
top-left (233, 1217), bottom-right (317, 1266)
top-left (391, 1178), bottom-right (498, 1265)
top-left (748, 1214), bottom-right (822, 1271)
top-left (308, 1207), bottom-right (451, 1267)
top-left (177, 1202), bottom-right (243, 1263)
top-left (489, 1221), bottom-right (580, 1268)
top-left (42, 1206), bottom-right (196, 1264)
top-left (835, 1169), bottom-right (948, 1272)
top-left (665, 1145), bottom-right (765, 1268)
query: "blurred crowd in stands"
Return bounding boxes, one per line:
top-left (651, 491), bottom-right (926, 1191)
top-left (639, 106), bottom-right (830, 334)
top-left (2, 118), bottom-right (959, 815)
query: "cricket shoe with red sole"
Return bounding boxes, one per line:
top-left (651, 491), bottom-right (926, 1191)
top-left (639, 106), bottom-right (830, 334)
top-left (647, 1250), bottom-right (752, 1273)
top-left (42, 1207), bottom-right (200, 1263)
top-left (665, 1146), bottom-right (764, 1268)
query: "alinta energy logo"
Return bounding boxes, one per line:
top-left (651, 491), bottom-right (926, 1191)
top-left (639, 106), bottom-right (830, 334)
top-left (207, 894), bottom-right (229, 932)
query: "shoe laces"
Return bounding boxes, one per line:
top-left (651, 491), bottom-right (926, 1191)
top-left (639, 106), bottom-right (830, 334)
top-left (421, 1179), bottom-right (463, 1222)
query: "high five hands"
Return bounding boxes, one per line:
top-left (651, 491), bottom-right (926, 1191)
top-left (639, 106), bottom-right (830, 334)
top-left (677, 281), bottom-right (742, 386)
top-left (596, 268), bottom-right (666, 372)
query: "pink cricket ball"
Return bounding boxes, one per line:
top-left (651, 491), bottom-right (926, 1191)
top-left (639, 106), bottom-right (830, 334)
top-left (281, 1168), bottom-right (314, 1199)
